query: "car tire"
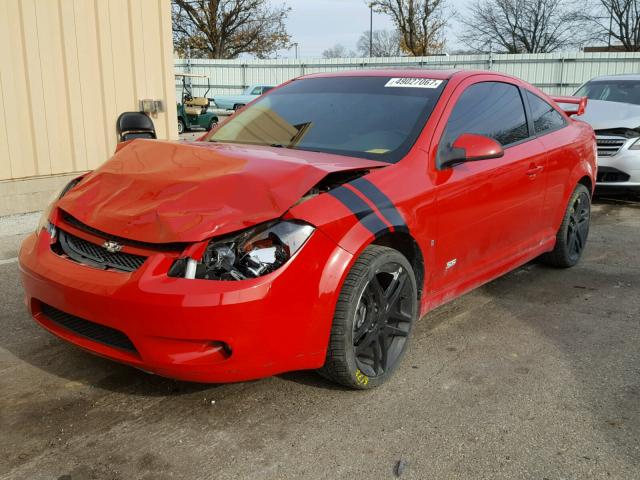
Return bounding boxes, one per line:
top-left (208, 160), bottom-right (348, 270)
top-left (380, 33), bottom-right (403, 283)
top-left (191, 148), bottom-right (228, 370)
top-left (233, 104), bottom-right (244, 111)
top-left (207, 118), bottom-right (218, 131)
top-left (540, 183), bottom-right (591, 268)
top-left (177, 119), bottom-right (185, 134)
top-left (319, 245), bottom-right (418, 389)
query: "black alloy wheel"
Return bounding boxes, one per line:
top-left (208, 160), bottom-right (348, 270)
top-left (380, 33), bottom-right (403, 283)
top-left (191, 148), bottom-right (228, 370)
top-left (540, 183), bottom-right (591, 268)
top-left (566, 190), bottom-right (591, 263)
top-left (320, 245), bottom-right (418, 389)
top-left (352, 262), bottom-right (414, 377)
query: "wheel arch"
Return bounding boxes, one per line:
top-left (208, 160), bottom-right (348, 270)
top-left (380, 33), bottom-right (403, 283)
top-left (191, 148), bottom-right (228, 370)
top-left (313, 216), bottom-right (427, 329)
top-left (549, 165), bottom-right (595, 237)
top-left (554, 157), bottom-right (595, 214)
top-left (371, 231), bottom-right (425, 302)
top-left (578, 175), bottom-right (593, 195)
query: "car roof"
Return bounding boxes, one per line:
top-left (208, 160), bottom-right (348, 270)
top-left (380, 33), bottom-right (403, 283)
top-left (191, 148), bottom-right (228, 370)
top-left (299, 69), bottom-right (457, 80)
top-left (300, 69), bottom-right (518, 80)
top-left (586, 74), bottom-right (640, 82)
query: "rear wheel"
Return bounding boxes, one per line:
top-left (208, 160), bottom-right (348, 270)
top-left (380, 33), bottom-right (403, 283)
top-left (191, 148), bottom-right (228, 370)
top-left (207, 117), bottom-right (218, 130)
top-left (540, 183), bottom-right (591, 268)
top-left (319, 245), bottom-right (417, 389)
top-left (177, 119), bottom-right (185, 134)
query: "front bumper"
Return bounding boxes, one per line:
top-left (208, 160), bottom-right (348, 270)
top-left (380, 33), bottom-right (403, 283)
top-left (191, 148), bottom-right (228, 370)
top-left (19, 227), bottom-right (352, 383)
top-left (596, 136), bottom-right (640, 191)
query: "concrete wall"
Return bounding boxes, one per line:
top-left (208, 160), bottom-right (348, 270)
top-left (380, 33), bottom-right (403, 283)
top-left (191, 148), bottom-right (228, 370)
top-left (0, 0), bottom-right (178, 215)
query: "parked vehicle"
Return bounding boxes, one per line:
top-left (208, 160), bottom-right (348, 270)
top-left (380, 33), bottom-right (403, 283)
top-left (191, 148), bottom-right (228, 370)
top-left (176, 73), bottom-right (218, 134)
top-left (20, 70), bottom-right (596, 389)
top-left (211, 84), bottom-right (274, 111)
top-left (573, 74), bottom-right (640, 192)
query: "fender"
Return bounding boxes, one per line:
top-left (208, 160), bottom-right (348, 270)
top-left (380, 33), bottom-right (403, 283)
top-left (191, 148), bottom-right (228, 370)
top-left (553, 132), bottom-right (597, 230)
top-left (291, 177), bottom-right (410, 255)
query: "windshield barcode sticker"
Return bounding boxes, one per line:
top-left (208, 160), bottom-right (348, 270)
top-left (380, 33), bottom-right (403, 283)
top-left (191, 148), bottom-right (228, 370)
top-left (385, 78), bottom-right (443, 89)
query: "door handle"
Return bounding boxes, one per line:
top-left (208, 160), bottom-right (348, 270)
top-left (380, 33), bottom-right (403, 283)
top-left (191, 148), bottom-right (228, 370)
top-left (527, 165), bottom-right (544, 176)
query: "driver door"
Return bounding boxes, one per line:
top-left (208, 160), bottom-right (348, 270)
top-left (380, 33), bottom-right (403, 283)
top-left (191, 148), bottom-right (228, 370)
top-left (430, 79), bottom-right (548, 295)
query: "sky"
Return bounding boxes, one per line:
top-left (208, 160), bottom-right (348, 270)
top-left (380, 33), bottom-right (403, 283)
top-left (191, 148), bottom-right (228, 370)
top-left (275, 0), bottom-right (467, 58)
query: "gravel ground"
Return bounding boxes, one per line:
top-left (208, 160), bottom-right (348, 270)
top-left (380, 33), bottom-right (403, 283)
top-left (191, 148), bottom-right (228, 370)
top-left (0, 199), bottom-right (638, 480)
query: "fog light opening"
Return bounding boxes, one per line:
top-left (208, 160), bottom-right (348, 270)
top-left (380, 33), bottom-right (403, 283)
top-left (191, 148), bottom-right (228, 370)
top-left (211, 341), bottom-right (232, 359)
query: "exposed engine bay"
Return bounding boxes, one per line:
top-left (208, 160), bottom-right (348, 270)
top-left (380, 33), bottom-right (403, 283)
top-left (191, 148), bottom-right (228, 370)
top-left (167, 169), bottom-right (372, 281)
top-left (168, 221), bottom-right (313, 281)
top-left (170, 172), bottom-right (374, 281)
top-left (295, 169), bottom-right (371, 205)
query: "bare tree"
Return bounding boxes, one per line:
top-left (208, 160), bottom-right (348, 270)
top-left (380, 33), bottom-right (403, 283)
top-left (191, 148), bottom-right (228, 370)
top-left (322, 44), bottom-right (357, 58)
top-left (357, 29), bottom-right (403, 56)
top-left (369, 0), bottom-right (449, 55)
top-left (172, 0), bottom-right (291, 59)
top-left (583, 0), bottom-right (640, 51)
top-left (459, 0), bottom-right (589, 53)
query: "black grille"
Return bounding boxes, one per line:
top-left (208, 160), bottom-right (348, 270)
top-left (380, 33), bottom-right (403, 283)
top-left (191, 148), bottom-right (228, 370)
top-left (56, 229), bottom-right (147, 272)
top-left (40, 303), bottom-right (137, 353)
top-left (597, 166), bottom-right (631, 183)
top-left (61, 211), bottom-right (187, 252)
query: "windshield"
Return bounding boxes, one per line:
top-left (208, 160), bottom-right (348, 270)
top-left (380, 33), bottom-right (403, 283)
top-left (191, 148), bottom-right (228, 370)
top-left (207, 76), bottom-right (447, 163)
top-left (575, 80), bottom-right (640, 106)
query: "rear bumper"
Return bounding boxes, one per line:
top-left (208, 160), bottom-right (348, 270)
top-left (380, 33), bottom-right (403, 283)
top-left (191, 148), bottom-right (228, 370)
top-left (19, 228), bottom-right (352, 383)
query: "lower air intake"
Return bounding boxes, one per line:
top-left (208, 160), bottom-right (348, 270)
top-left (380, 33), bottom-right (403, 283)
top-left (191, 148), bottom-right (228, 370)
top-left (40, 303), bottom-right (138, 354)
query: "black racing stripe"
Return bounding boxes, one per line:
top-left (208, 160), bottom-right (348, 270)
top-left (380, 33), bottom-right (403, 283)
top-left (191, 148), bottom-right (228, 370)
top-left (329, 187), bottom-right (390, 235)
top-left (350, 178), bottom-right (407, 229)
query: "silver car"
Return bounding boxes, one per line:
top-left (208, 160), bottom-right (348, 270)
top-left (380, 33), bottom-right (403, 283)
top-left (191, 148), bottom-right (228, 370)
top-left (574, 74), bottom-right (640, 192)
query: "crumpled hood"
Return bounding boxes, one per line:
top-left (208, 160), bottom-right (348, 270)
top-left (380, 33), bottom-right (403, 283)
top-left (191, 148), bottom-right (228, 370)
top-left (578, 99), bottom-right (640, 131)
top-left (58, 140), bottom-right (386, 244)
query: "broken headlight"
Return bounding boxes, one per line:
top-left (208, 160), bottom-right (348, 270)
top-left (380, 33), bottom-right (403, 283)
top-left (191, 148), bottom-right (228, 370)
top-left (37, 176), bottom-right (84, 236)
top-left (170, 221), bottom-right (315, 281)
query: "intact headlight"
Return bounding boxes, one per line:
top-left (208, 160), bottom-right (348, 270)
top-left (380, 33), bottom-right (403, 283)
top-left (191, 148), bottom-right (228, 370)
top-left (629, 137), bottom-right (640, 150)
top-left (37, 176), bottom-right (83, 236)
top-left (170, 221), bottom-right (315, 281)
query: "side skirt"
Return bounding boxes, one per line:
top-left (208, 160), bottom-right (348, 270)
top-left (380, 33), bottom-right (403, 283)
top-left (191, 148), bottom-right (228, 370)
top-left (420, 236), bottom-right (556, 316)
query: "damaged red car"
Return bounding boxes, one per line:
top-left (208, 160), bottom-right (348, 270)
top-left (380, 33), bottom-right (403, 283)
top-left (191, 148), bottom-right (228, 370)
top-left (19, 70), bottom-right (596, 388)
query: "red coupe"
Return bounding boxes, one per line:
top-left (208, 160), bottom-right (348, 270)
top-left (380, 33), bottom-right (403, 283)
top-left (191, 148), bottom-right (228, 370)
top-left (19, 70), bottom-right (596, 388)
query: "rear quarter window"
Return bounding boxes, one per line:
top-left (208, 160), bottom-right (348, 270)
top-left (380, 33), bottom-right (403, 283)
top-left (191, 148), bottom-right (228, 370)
top-left (525, 91), bottom-right (566, 135)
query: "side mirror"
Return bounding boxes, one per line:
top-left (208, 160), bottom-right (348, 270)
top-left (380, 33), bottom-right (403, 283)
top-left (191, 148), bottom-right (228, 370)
top-left (439, 133), bottom-right (504, 169)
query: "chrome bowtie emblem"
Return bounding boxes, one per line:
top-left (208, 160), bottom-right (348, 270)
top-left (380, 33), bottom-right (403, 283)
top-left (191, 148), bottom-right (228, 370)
top-left (102, 240), bottom-right (123, 253)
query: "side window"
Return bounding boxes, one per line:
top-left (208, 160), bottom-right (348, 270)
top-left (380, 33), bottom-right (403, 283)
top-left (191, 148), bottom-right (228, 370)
top-left (250, 87), bottom-right (262, 95)
top-left (440, 82), bottom-right (529, 156)
top-left (525, 90), bottom-right (566, 134)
